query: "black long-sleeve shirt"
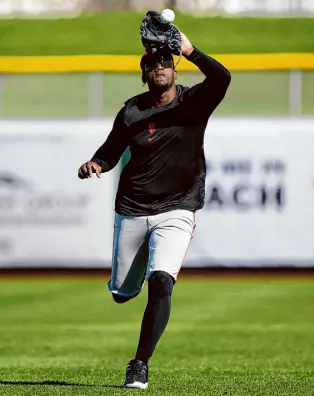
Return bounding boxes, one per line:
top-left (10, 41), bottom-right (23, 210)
top-left (92, 48), bottom-right (231, 216)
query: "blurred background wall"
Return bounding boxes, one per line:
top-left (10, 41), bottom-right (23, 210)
top-left (0, 1), bottom-right (313, 269)
top-left (1, 0), bottom-right (314, 15)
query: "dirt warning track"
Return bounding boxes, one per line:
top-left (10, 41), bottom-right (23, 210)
top-left (1, 267), bottom-right (314, 280)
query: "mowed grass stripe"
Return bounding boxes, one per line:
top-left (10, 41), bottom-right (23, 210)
top-left (0, 280), bottom-right (313, 395)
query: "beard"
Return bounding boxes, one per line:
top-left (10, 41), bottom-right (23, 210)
top-left (148, 72), bottom-right (173, 92)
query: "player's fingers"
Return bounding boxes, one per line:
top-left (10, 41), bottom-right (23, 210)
top-left (94, 165), bottom-right (101, 178)
top-left (82, 163), bottom-right (88, 174)
top-left (78, 164), bottom-right (87, 179)
top-left (90, 163), bottom-right (101, 178)
top-left (86, 162), bottom-right (93, 177)
top-left (78, 172), bottom-right (88, 179)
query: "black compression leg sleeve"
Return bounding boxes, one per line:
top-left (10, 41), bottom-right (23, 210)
top-left (135, 271), bottom-right (174, 363)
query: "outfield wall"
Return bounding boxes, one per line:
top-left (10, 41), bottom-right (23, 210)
top-left (1, 53), bottom-right (314, 73)
top-left (0, 117), bottom-right (313, 268)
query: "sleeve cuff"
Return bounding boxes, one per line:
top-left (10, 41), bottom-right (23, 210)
top-left (184, 47), bottom-right (201, 62)
top-left (91, 158), bottom-right (107, 173)
top-left (92, 158), bottom-right (102, 166)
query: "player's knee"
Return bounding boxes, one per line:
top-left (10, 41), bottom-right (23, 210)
top-left (112, 293), bottom-right (132, 304)
top-left (148, 271), bottom-right (174, 297)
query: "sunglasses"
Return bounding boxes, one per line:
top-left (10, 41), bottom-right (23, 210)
top-left (144, 60), bottom-right (174, 72)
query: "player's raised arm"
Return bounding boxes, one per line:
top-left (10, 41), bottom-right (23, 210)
top-left (180, 32), bottom-right (231, 115)
top-left (78, 107), bottom-right (128, 179)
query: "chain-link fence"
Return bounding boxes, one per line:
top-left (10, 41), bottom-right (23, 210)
top-left (0, 70), bottom-right (312, 118)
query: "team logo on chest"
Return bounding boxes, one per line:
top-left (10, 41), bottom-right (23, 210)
top-left (148, 123), bottom-right (156, 142)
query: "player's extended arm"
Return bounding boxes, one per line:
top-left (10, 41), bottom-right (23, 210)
top-left (181, 32), bottom-right (231, 115)
top-left (91, 107), bottom-right (129, 172)
top-left (78, 107), bottom-right (128, 179)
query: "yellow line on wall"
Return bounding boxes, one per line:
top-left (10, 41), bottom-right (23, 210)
top-left (0, 53), bottom-right (314, 73)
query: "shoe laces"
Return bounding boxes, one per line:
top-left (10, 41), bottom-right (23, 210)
top-left (127, 360), bottom-right (147, 377)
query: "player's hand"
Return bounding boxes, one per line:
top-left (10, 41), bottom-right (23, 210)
top-left (78, 161), bottom-right (102, 179)
top-left (180, 32), bottom-right (194, 57)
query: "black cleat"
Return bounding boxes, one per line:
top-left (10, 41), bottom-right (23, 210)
top-left (124, 359), bottom-right (148, 389)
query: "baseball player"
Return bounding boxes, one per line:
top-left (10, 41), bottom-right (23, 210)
top-left (78, 32), bottom-right (231, 389)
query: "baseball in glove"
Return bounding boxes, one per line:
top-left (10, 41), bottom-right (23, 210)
top-left (140, 10), bottom-right (182, 59)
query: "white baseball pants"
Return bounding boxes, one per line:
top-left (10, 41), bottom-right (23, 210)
top-left (108, 209), bottom-right (196, 298)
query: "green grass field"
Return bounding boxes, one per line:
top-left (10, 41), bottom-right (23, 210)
top-left (1, 14), bottom-right (313, 56)
top-left (0, 278), bottom-right (313, 395)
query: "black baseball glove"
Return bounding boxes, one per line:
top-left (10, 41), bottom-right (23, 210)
top-left (140, 10), bottom-right (182, 56)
